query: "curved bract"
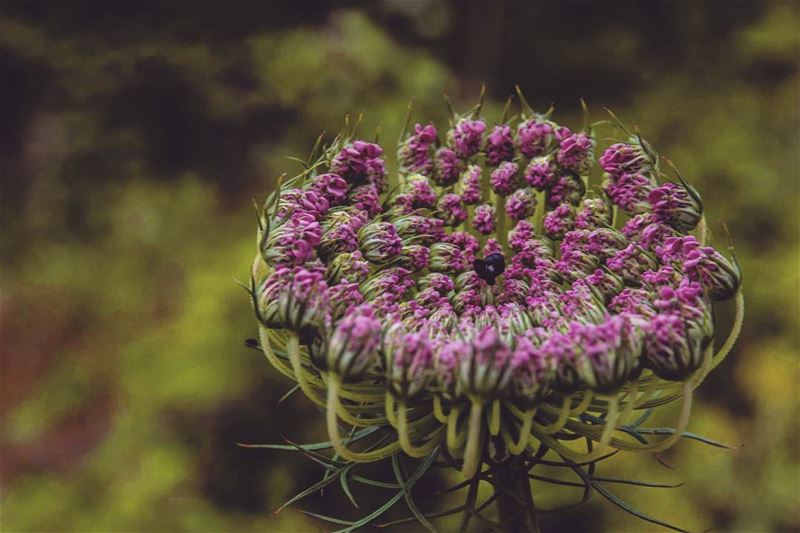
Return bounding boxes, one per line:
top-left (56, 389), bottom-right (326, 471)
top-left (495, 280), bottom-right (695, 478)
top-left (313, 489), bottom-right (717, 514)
top-left (246, 93), bottom-right (743, 532)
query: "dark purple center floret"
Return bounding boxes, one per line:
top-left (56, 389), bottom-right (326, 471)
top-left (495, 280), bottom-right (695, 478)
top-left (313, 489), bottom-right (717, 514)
top-left (473, 253), bottom-right (506, 285)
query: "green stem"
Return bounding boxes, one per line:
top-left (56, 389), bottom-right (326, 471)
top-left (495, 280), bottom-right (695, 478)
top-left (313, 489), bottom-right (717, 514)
top-left (461, 399), bottom-right (484, 478)
top-left (496, 194), bottom-right (509, 254)
top-left (492, 453), bottom-right (539, 533)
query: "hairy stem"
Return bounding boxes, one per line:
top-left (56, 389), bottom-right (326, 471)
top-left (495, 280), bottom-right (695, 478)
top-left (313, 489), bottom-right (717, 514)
top-left (492, 453), bottom-right (539, 533)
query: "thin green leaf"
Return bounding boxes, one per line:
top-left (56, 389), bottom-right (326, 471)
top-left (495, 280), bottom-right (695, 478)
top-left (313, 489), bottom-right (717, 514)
top-left (592, 482), bottom-right (690, 533)
top-left (277, 384), bottom-right (302, 405)
top-left (533, 449), bottom-right (620, 468)
top-left (435, 477), bottom-right (473, 495)
top-left (350, 475), bottom-right (400, 489)
top-left (334, 449), bottom-right (439, 533)
top-left (616, 426), bottom-right (652, 444)
top-left (458, 469), bottom-right (481, 533)
top-left (635, 429), bottom-right (735, 449)
top-left (281, 439), bottom-right (348, 469)
top-left (237, 425), bottom-right (380, 451)
top-left (528, 473), bottom-right (586, 488)
top-left (628, 407), bottom-right (655, 428)
top-left (593, 476), bottom-right (684, 489)
top-left (377, 505), bottom-right (468, 528)
top-left (340, 467), bottom-right (360, 509)
top-left (392, 454), bottom-right (437, 533)
top-left (285, 156), bottom-right (309, 169)
top-left (276, 464), bottom-right (349, 514)
top-left (298, 509), bottom-right (354, 526)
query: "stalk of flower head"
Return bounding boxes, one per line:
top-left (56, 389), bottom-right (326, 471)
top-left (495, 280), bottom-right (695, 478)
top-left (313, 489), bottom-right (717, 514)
top-left (248, 90), bottom-right (744, 532)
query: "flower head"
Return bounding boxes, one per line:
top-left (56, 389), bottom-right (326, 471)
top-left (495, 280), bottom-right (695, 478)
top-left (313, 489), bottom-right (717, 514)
top-left (649, 182), bottom-right (703, 232)
top-left (505, 188), bottom-right (537, 221)
top-left (437, 193), bottom-right (468, 226)
top-left (434, 147), bottom-right (462, 187)
top-left (472, 203), bottom-right (497, 235)
top-left (524, 157), bottom-right (556, 190)
top-left (383, 324), bottom-right (434, 399)
top-left (251, 101), bottom-right (744, 530)
top-left (321, 303), bottom-right (381, 379)
top-left (485, 124), bottom-right (515, 166)
top-left (599, 142), bottom-right (655, 176)
top-left (458, 164), bottom-right (483, 205)
top-left (449, 118), bottom-right (486, 159)
top-left (398, 123), bottom-right (437, 175)
top-left (557, 132), bottom-right (595, 174)
top-left (330, 140), bottom-right (386, 186)
top-left (257, 266), bottom-right (330, 334)
top-left (516, 117), bottom-right (554, 157)
top-left (358, 221), bottom-right (403, 264)
top-left (308, 173), bottom-right (349, 206)
top-left (490, 161), bottom-right (520, 196)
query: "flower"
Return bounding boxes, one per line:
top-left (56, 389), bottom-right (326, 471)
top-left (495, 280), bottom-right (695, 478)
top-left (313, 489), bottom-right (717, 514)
top-left (457, 327), bottom-right (513, 398)
top-left (547, 173), bottom-right (584, 207)
top-left (507, 334), bottom-right (552, 407)
top-left (434, 147), bottom-right (462, 186)
top-left (472, 203), bottom-right (496, 235)
top-left (603, 172), bottom-right (655, 214)
top-left (505, 188), bottom-right (537, 221)
top-left (307, 173), bottom-right (348, 206)
top-left (276, 188), bottom-right (330, 220)
top-left (485, 124), bottom-right (515, 166)
top-left (257, 266), bottom-right (330, 334)
top-left (657, 236), bottom-right (741, 300)
top-left (261, 211), bottom-right (322, 266)
top-left (509, 220), bottom-right (536, 251)
top-left (325, 251), bottom-right (370, 284)
top-left (357, 221), bottom-right (403, 264)
top-left (543, 202), bottom-right (575, 239)
top-left (557, 132), bottom-right (595, 174)
top-left (458, 164), bottom-right (483, 204)
top-left (599, 142), bottom-right (655, 176)
top-left (393, 244), bottom-right (430, 270)
top-left (437, 193), bottom-right (468, 226)
top-left (348, 183), bottom-right (382, 216)
top-left (429, 242), bottom-right (468, 273)
top-left (649, 182), bottom-right (703, 232)
top-left (250, 100), bottom-right (744, 532)
top-left (449, 118), bottom-right (486, 159)
top-left (330, 140), bottom-right (386, 185)
top-left (524, 156), bottom-right (556, 190)
top-left (574, 197), bottom-right (611, 229)
top-left (321, 303), bottom-right (381, 379)
top-left (398, 123), bottom-right (437, 175)
top-left (607, 243), bottom-right (659, 284)
top-left (382, 324), bottom-right (434, 399)
top-left (516, 117), bottom-right (554, 158)
top-left (572, 315), bottom-right (642, 393)
top-left (643, 311), bottom-right (712, 381)
top-left (489, 161), bottom-right (520, 196)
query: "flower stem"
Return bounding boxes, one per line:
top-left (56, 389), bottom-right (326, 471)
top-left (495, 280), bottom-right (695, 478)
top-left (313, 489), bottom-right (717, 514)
top-left (461, 399), bottom-right (484, 478)
top-left (325, 376), bottom-right (402, 462)
top-left (496, 194), bottom-right (509, 254)
top-left (397, 401), bottom-right (443, 457)
top-left (492, 453), bottom-right (540, 533)
top-left (287, 332), bottom-right (326, 408)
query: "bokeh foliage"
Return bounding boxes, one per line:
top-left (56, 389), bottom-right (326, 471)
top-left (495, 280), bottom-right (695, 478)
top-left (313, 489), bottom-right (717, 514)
top-left (1, 2), bottom-right (798, 532)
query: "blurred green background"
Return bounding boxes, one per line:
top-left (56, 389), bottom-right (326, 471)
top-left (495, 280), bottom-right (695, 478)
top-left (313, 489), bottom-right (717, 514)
top-left (1, 2), bottom-right (798, 532)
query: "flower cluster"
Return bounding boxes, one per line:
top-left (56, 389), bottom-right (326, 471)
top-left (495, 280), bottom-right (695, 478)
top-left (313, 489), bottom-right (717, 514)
top-left (250, 97), bottom-right (744, 515)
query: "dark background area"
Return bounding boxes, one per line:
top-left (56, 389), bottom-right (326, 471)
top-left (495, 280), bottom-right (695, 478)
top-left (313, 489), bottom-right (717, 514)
top-left (1, 1), bottom-right (798, 531)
